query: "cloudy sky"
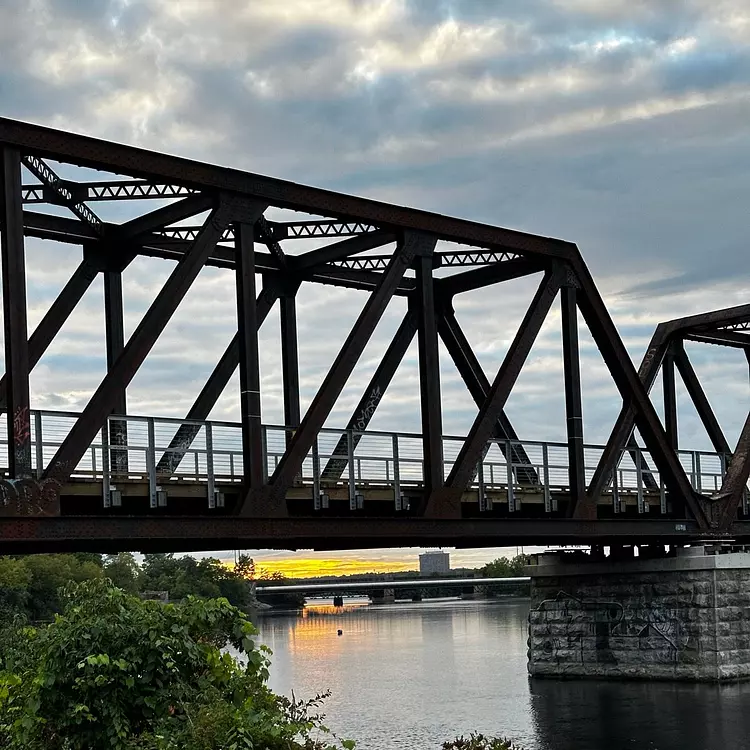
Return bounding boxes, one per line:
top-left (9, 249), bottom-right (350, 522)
top-left (2, 0), bottom-right (750, 572)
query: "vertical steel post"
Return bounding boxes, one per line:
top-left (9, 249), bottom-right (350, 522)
top-left (34, 410), bottom-right (43, 478)
top-left (104, 268), bottom-right (128, 474)
top-left (561, 286), bottom-right (586, 512)
top-left (542, 442), bottom-right (551, 513)
top-left (347, 428), bottom-right (356, 510)
top-left (0, 147), bottom-right (31, 478)
top-left (312, 438), bottom-right (321, 510)
top-left (147, 417), bottom-right (157, 509)
top-left (663, 343), bottom-right (678, 450)
top-left (506, 440), bottom-right (516, 511)
top-left (280, 293), bottom-right (301, 432)
top-left (392, 433), bottom-right (402, 510)
top-left (101, 425), bottom-right (111, 508)
top-left (206, 422), bottom-right (215, 509)
top-left (235, 222), bottom-right (264, 488)
top-left (416, 253), bottom-right (444, 494)
top-left (636, 448), bottom-right (645, 513)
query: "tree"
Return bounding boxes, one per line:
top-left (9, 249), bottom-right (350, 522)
top-left (0, 579), bottom-right (352, 750)
top-left (103, 553), bottom-right (140, 594)
top-left (480, 554), bottom-right (530, 579)
top-left (0, 558), bottom-right (31, 622)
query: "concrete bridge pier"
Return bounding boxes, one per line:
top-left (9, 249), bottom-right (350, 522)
top-left (527, 546), bottom-right (750, 682)
top-left (369, 588), bottom-right (395, 605)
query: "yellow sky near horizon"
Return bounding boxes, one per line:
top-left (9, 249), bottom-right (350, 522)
top-left (252, 557), bottom-right (417, 579)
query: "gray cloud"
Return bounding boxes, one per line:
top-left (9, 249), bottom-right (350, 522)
top-left (1, 0), bottom-right (749, 563)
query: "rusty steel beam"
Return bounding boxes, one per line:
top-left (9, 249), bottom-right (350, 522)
top-left (116, 193), bottom-right (214, 240)
top-left (0, 117), bottom-right (574, 260)
top-left (1, 147), bottom-right (32, 477)
top-left (437, 305), bottom-right (538, 485)
top-left (104, 267), bottom-right (128, 474)
top-left (44, 198), bottom-right (261, 485)
top-left (251, 232), bottom-right (427, 515)
top-left (22, 179), bottom-right (197, 203)
top-left (0, 256), bottom-right (99, 410)
top-left (571, 256), bottom-right (710, 529)
top-left (256, 215), bottom-right (286, 269)
top-left (673, 343), bottom-right (731, 455)
top-left (415, 246), bottom-right (444, 500)
top-left (428, 267), bottom-right (562, 517)
top-left (291, 231), bottom-right (396, 272)
top-left (0, 516), bottom-right (717, 555)
top-left (321, 309), bottom-right (418, 481)
top-left (22, 154), bottom-right (104, 235)
top-left (685, 330), bottom-right (750, 349)
top-left (156, 284), bottom-right (280, 476)
top-left (280, 293), bottom-right (301, 432)
top-left (561, 285), bottom-right (586, 514)
top-left (663, 343), bottom-right (678, 450)
top-left (235, 222), bottom-right (264, 488)
top-left (439, 258), bottom-right (543, 296)
top-left (715, 411), bottom-right (750, 529)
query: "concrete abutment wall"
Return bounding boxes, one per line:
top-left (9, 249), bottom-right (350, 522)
top-left (527, 548), bottom-right (750, 682)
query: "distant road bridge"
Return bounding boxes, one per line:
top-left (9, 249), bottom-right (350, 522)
top-left (1, 118), bottom-right (749, 553)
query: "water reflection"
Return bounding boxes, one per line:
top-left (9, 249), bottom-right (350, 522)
top-left (530, 678), bottom-right (750, 750)
top-left (253, 598), bottom-right (750, 750)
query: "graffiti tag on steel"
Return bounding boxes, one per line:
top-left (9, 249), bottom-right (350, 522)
top-left (0, 477), bottom-right (61, 517)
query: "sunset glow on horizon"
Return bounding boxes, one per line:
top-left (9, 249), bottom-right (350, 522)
top-left (248, 557), bottom-right (417, 579)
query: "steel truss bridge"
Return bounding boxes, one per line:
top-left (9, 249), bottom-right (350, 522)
top-left (0, 117), bottom-right (749, 553)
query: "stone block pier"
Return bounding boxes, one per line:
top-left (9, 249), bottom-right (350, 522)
top-left (527, 545), bottom-right (750, 682)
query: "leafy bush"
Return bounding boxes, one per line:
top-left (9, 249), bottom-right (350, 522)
top-left (0, 579), bottom-right (352, 750)
top-left (443, 734), bottom-right (524, 750)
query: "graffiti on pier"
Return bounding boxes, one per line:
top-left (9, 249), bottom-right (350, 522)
top-left (0, 477), bottom-right (61, 517)
top-left (529, 590), bottom-right (691, 667)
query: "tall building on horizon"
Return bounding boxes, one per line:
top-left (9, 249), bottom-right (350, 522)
top-left (419, 550), bottom-right (450, 576)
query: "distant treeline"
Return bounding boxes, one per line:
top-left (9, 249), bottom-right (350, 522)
top-left (0, 552), bottom-right (263, 622)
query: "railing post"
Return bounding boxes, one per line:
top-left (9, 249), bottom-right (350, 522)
top-left (542, 442), bottom-right (551, 513)
top-left (477, 459), bottom-right (492, 512)
top-left (102, 424), bottom-right (111, 508)
top-left (34, 411), bottom-right (43, 479)
top-left (147, 417), bottom-right (157, 510)
top-left (612, 461), bottom-right (620, 514)
top-left (636, 448), bottom-right (645, 513)
top-left (261, 426), bottom-right (268, 484)
top-left (312, 437), bottom-right (321, 511)
top-left (393, 434), bottom-right (403, 510)
top-left (206, 422), bottom-right (216, 509)
top-left (695, 452), bottom-right (702, 494)
top-left (347, 429), bottom-right (358, 510)
top-left (506, 440), bottom-right (516, 512)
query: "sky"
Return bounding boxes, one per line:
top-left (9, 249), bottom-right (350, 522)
top-left (2, 0), bottom-right (750, 575)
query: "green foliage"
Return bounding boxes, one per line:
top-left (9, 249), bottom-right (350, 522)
top-left (443, 734), bottom-right (523, 750)
top-left (479, 555), bottom-right (530, 579)
top-left (0, 579), bottom-right (353, 750)
top-left (103, 553), bottom-right (140, 594)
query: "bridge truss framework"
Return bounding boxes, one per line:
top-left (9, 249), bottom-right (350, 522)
top-left (0, 116), bottom-right (749, 552)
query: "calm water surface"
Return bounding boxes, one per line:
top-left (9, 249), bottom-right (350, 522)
top-left (253, 598), bottom-right (750, 750)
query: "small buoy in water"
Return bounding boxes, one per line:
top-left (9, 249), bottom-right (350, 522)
top-left (337, 629), bottom-right (343, 636)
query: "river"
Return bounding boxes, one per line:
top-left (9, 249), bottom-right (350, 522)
top-left (252, 597), bottom-right (750, 750)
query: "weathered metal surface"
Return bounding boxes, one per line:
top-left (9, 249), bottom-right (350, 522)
top-left (1, 147), bottom-right (32, 477)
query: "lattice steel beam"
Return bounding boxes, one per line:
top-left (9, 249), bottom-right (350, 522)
top-left (23, 179), bottom-right (197, 203)
top-left (22, 155), bottom-right (104, 235)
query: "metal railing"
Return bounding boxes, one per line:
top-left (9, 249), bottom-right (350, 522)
top-left (0, 410), bottom-right (739, 513)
